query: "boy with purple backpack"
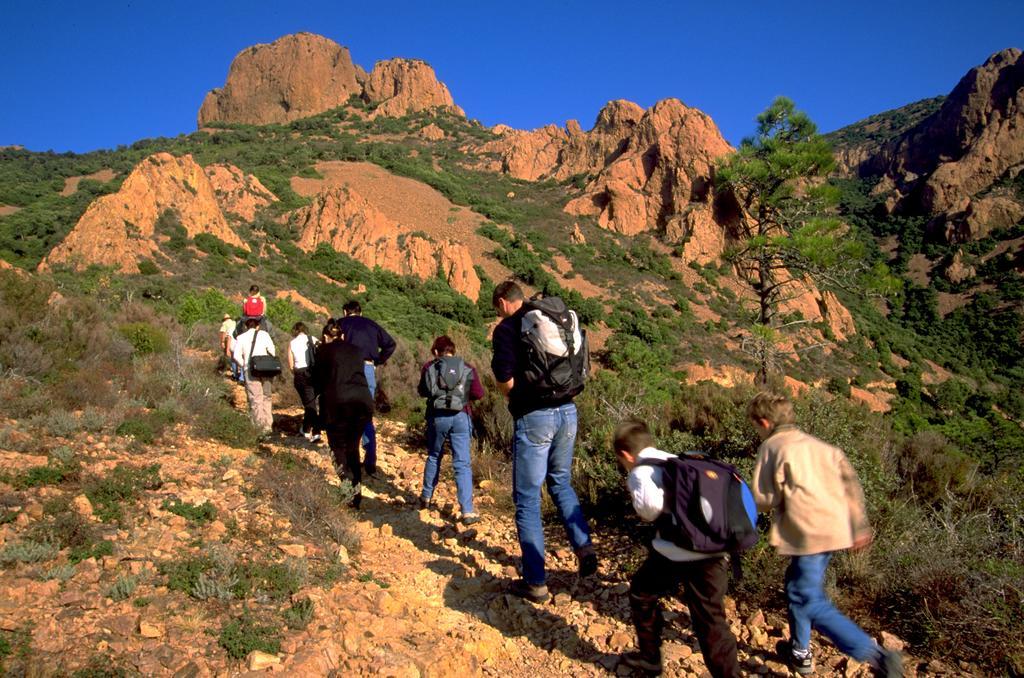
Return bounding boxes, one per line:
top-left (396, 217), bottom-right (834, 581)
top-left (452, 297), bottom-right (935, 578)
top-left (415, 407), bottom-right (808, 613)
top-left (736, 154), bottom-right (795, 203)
top-left (614, 419), bottom-right (747, 678)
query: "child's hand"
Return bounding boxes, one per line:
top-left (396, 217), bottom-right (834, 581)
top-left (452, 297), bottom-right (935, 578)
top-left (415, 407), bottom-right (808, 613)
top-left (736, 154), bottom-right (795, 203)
top-left (851, 531), bottom-right (874, 552)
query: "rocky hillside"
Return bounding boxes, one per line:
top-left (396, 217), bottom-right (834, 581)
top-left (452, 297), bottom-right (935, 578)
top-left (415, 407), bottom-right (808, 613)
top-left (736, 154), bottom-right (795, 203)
top-left (199, 33), bottom-right (463, 127)
top-left (837, 48), bottom-right (1024, 244)
top-left (0, 386), bottom-right (967, 677)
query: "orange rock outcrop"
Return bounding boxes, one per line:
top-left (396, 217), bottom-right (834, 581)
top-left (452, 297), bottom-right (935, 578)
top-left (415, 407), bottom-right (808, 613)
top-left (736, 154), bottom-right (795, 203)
top-left (292, 186), bottom-right (480, 300)
top-left (198, 33), bottom-right (362, 127)
top-left (858, 48), bottom-right (1024, 242)
top-left (204, 164), bottom-right (278, 221)
top-left (42, 153), bottom-right (251, 273)
top-left (364, 59), bottom-right (464, 118)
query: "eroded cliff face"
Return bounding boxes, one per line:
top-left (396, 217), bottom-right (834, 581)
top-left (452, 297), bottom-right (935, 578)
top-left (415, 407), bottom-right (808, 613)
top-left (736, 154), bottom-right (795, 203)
top-left (860, 48), bottom-right (1024, 242)
top-left (198, 34), bottom-right (463, 127)
top-left (291, 186), bottom-right (480, 300)
top-left (41, 154), bottom-right (255, 274)
top-left (198, 33), bottom-right (363, 127)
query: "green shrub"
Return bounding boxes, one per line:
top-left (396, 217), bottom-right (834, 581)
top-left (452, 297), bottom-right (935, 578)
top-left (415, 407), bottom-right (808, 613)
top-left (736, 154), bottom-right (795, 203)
top-left (0, 540), bottom-right (59, 565)
top-left (161, 499), bottom-right (217, 524)
top-left (218, 614), bottom-right (281, 660)
top-left (137, 259), bottom-right (160, 275)
top-left (106, 575), bottom-right (138, 601)
top-left (118, 322), bottom-right (170, 355)
top-left (176, 288), bottom-right (235, 327)
top-left (196, 401), bottom-right (260, 449)
top-left (283, 598), bottom-right (314, 630)
top-left (83, 464), bottom-right (162, 522)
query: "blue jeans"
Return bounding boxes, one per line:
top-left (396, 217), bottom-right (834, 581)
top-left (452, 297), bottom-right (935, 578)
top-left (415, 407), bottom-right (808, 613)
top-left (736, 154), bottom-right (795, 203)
top-left (785, 553), bottom-right (882, 663)
top-left (361, 363), bottom-right (377, 470)
top-left (512, 402), bottom-right (592, 585)
top-left (422, 411), bottom-right (474, 514)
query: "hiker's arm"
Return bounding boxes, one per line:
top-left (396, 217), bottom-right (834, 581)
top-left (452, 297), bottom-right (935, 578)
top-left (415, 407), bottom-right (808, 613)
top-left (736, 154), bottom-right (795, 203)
top-left (377, 325), bottom-right (396, 365)
top-left (417, 365), bottom-right (430, 398)
top-left (491, 322), bottom-right (515, 398)
top-left (497, 378), bottom-right (513, 396)
top-left (286, 346), bottom-right (294, 371)
top-left (838, 450), bottom-right (872, 545)
top-left (751, 447), bottom-right (780, 513)
top-left (468, 366), bottom-right (485, 401)
top-left (627, 468), bottom-right (663, 522)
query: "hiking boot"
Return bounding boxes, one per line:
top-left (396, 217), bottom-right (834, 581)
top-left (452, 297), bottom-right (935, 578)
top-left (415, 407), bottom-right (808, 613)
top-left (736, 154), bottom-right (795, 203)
top-left (875, 649), bottom-right (903, 678)
top-left (618, 651), bottom-right (662, 676)
top-left (349, 484), bottom-right (362, 510)
top-left (417, 497), bottom-right (434, 511)
top-left (776, 640), bottom-right (814, 675)
top-left (508, 578), bottom-right (549, 603)
top-left (364, 465), bottom-right (378, 478)
top-left (579, 552), bottom-right (599, 578)
top-left (461, 513), bottom-right (481, 526)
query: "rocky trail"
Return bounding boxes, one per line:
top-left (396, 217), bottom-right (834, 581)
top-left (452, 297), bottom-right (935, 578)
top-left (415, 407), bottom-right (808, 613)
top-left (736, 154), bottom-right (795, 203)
top-left (0, 382), bottom-right (975, 677)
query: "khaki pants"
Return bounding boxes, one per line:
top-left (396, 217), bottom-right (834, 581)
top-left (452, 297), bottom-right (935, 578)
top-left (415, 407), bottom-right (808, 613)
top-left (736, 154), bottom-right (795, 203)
top-left (245, 376), bottom-right (274, 433)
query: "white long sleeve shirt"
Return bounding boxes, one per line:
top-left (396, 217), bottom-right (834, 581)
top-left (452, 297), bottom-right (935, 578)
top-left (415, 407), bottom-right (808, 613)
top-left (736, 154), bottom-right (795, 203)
top-left (232, 328), bottom-right (276, 377)
top-left (627, 447), bottom-right (726, 562)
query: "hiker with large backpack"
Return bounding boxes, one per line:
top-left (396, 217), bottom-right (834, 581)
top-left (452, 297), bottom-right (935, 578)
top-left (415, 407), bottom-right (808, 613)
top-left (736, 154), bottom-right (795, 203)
top-left (287, 322), bottom-right (321, 443)
top-left (748, 392), bottom-right (903, 677)
top-left (232, 317), bottom-right (280, 436)
top-left (490, 280), bottom-right (596, 602)
top-left (417, 335), bottom-right (484, 525)
top-left (613, 419), bottom-right (751, 678)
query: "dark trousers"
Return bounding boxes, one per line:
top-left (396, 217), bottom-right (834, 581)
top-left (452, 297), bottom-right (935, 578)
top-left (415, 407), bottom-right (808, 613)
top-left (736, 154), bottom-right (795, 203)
top-left (325, 413), bottom-right (370, 488)
top-left (629, 550), bottom-right (739, 678)
top-left (292, 368), bottom-right (319, 434)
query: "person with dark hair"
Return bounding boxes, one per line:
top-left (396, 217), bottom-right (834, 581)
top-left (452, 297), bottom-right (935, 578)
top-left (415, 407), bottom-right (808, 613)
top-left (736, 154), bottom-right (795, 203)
top-left (336, 300), bottom-right (396, 477)
top-left (288, 321), bottom-right (320, 443)
top-left (314, 321), bottom-right (374, 509)
top-left (749, 392), bottom-right (903, 677)
top-left (232, 316), bottom-right (276, 434)
top-left (417, 335), bottom-right (485, 524)
top-left (613, 420), bottom-right (740, 678)
top-left (491, 280), bottom-right (596, 602)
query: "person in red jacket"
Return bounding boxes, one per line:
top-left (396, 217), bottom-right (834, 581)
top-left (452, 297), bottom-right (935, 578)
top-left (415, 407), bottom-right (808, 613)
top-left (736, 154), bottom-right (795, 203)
top-left (417, 335), bottom-right (484, 524)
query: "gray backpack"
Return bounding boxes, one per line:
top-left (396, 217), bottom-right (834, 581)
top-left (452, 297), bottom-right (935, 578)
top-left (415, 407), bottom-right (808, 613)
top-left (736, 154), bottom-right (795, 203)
top-left (425, 356), bottom-right (471, 412)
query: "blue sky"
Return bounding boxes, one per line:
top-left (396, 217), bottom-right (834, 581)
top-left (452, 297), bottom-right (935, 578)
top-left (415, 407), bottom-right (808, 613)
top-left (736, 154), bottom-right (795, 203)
top-left (2, 0), bottom-right (1021, 153)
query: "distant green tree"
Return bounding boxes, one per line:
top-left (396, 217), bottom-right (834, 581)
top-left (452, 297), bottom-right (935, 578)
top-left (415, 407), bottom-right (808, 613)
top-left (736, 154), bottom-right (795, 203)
top-left (716, 97), bottom-right (897, 381)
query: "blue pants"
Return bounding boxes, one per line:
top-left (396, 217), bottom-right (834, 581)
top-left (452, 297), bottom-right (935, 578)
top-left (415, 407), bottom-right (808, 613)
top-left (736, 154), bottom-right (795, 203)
top-left (361, 363), bottom-right (377, 470)
top-left (786, 553), bottom-right (882, 663)
top-left (421, 411), bottom-right (474, 514)
top-left (512, 403), bottom-right (592, 585)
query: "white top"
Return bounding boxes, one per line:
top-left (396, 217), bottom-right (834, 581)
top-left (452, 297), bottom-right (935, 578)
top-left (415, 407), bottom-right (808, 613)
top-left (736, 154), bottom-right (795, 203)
top-left (289, 333), bottom-right (318, 370)
top-left (627, 447), bottom-right (725, 562)
top-left (232, 328), bottom-right (276, 376)
top-left (219, 318), bottom-right (235, 336)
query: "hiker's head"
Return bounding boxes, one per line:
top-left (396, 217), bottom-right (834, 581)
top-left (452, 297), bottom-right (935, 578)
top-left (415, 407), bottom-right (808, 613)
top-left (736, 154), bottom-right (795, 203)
top-left (747, 391), bottom-right (795, 439)
top-left (291, 322), bottom-right (308, 338)
top-left (431, 335), bottom-right (456, 357)
top-left (222, 313), bottom-right (231, 321)
top-left (245, 317), bottom-right (260, 330)
top-left (492, 280), bottom-right (524, 318)
top-left (324, 321), bottom-right (343, 343)
top-left (342, 300), bottom-right (362, 316)
top-left (613, 419), bottom-right (654, 470)
top-left (249, 285), bottom-right (259, 295)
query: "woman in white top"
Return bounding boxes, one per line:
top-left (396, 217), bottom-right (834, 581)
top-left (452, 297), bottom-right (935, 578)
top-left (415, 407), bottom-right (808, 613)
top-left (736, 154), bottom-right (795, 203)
top-left (288, 322), bottom-right (321, 442)
top-left (232, 317), bottom-right (277, 434)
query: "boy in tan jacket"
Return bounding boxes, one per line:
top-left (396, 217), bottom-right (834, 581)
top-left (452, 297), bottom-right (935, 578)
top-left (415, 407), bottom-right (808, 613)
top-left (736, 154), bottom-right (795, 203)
top-left (749, 392), bottom-right (902, 677)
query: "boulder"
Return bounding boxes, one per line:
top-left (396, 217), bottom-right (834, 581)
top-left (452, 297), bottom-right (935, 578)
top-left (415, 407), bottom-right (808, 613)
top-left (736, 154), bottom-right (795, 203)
top-left (203, 164), bottom-right (278, 221)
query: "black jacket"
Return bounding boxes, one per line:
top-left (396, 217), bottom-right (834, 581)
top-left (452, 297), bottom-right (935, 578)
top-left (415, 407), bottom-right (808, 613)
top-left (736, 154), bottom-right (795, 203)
top-left (313, 341), bottom-right (374, 425)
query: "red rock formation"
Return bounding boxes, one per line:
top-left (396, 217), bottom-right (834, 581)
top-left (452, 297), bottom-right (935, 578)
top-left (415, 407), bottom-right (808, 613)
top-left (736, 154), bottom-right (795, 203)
top-left (364, 59), bottom-right (464, 118)
top-left (41, 153), bottom-right (248, 273)
top-left (204, 164), bottom-right (278, 221)
top-left (479, 100), bottom-right (644, 181)
top-left (292, 186), bottom-right (480, 300)
top-left (198, 33), bottom-right (362, 126)
top-left (864, 48), bottom-right (1024, 242)
top-left (565, 98), bottom-right (734, 241)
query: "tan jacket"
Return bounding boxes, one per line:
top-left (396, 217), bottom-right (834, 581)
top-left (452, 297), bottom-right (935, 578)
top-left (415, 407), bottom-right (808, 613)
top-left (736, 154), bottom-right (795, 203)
top-left (751, 425), bottom-right (870, 556)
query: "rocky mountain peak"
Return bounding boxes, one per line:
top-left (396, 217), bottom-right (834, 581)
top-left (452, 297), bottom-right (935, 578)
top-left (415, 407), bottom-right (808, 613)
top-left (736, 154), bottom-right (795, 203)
top-left (363, 58), bottom-right (464, 118)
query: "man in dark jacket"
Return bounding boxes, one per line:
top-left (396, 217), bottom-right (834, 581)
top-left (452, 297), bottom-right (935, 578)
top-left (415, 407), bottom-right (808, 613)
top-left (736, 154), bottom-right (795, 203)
top-left (491, 280), bottom-right (596, 602)
top-left (314, 321), bottom-right (374, 509)
top-left (336, 300), bottom-right (396, 477)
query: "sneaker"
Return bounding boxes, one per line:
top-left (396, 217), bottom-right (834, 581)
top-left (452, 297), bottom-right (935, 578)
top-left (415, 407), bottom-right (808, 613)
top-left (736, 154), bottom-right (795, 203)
top-left (579, 552), bottom-right (599, 578)
top-left (417, 497), bottom-right (434, 511)
top-left (776, 640), bottom-right (814, 675)
top-left (876, 649), bottom-right (903, 678)
top-left (508, 578), bottom-right (549, 603)
top-left (308, 433), bottom-right (322, 444)
top-left (618, 651), bottom-right (662, 676)
top-left (461, 513), bottom-right (481, 526)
